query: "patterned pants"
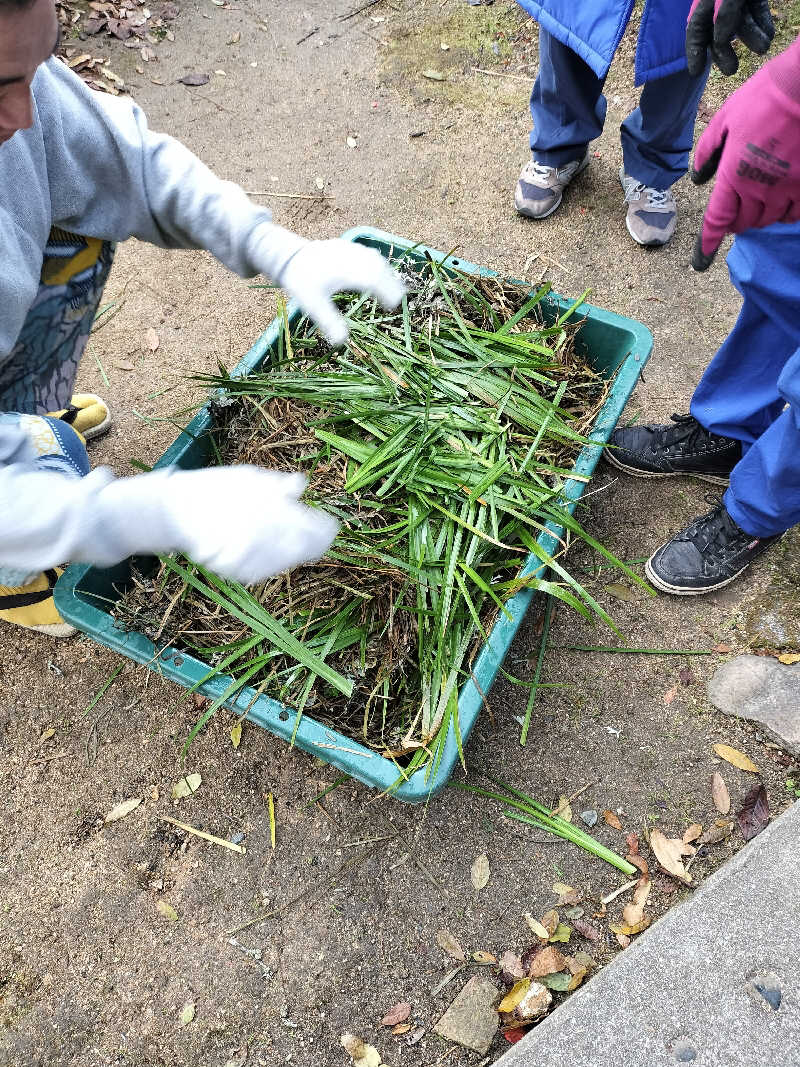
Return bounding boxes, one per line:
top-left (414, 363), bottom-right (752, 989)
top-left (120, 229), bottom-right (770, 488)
top-left (0, 230), bottom-right (114, 585)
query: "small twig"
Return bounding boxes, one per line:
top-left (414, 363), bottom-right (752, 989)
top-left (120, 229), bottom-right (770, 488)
top-left (244, 191), bottom-right (333, 200)
top-left (161, 815), bottom-right (246, 853)
top-left (472, 66), bottom-right (531, 82)
top-left (601, 878), bottom-right (639, 906)
top-left (550, 778), bottom-right (600, 818)
top-left (296, 25), bottom-right (319, 44)
top-left (384, 819), bottom-right (444, 892)
top-left (338, 0), bottom-right (382, 20)
top-left (341, 833), bottom-right (398, 848)
top-left (28, 751), bottom-right (70, 767)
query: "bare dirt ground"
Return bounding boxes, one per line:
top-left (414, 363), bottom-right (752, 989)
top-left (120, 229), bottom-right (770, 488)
top-left (2, 3), bottom-right (799, 1066)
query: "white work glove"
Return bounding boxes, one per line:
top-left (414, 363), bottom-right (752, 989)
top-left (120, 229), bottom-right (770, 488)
top-left (246, 223), bottom-right (405, 346)
top-left (0, 463), bottom-right (339, 585)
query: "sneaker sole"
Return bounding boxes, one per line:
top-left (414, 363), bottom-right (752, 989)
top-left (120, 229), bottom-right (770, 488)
top-left (644, 555), bottom-right (748, 596)
top-left (515, 154), bottom-right (590, 221)
top-left (604, 448), bottom-right (731, 485)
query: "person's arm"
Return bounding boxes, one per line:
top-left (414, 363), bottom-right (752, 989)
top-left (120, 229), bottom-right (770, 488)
top-left (39, 59), bottom-right (403, 343)
top-left (0, 421), bottom-right (339, 583)
top-left (690, 35), bottom-right (800, 270)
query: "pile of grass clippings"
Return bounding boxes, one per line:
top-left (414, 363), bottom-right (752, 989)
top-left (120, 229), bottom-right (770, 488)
top-left (117, 255), bottom-right (642, 774)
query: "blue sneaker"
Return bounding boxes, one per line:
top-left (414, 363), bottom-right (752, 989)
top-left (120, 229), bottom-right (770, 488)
top-left (515, 151), bottom-right (590, 220)
top-left (620, 168), bottom-right (677, 247)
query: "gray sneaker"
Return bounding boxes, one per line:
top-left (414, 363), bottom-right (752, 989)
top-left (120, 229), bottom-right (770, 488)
top-left (620, 168), bottom-right (677, 246)
top-left (515, 151), bottom-right (590, 220)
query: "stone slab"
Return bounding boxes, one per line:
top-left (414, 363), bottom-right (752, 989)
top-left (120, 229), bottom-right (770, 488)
top-left (497, 803), bottom-right (800, 1067)
top-left (707, 654), bottom-right (800, 754)
top-left (434, 975), bottom-right (499, 1054)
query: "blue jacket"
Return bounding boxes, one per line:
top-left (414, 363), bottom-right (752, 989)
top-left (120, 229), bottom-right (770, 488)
top-left (518, 0), bottom-right (694, 85)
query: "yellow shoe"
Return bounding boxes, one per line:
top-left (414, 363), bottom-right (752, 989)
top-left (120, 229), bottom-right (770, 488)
top-left (48, 394), bottom-right (112, 442)
top-left (0, 567), bottom-right (76, 638)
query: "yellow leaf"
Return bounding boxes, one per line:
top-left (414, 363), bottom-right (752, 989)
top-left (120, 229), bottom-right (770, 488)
top-left (268, 791), bottom-right (276, 850)
top-left (40, 727), bottom-right (56, 741)
top-left (498, 979), bottom-right (531, 1014)
top-left (609, 918), bottom-right (651, 936)
top-left (777, 653), bottom-right (800, 664)
top-left (471, 950), bottom-right (497, 965)
top-left (552, 882), bottom-right (574, 897)
top-left (554, 796), bottom-right (572, 822)
top-left (103, 798), bottom-right (142, 824)
top-left (172, 773), bottom-right (202, 799)
top-left (156, 899), bottom-right (179, 922)
top-left (230, 722), bottom-right (242, 749)
top-left (523, 913), bottom-right (550, 941)
top-left (713, 743), bottom-right (760, 774)
top-left (340, 1034), bottom-right (382, 1067)
top-left (179, 1000), bottom-right (195, 1026)
top-left (567, 967), bottom-right (588, 991)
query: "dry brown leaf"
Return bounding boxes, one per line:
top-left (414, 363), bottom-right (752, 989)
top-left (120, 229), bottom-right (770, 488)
top-left (700, 820), bottom-right (733, 845)
top-left (380, 1001), bottom-right (411, 1027)
top-left (541, 909), bottom-right (559, 936)
top-left (571, 918), bottom-right (601, 943)
top-left (713, 642), bottom-right (734, 653)
top-left (392, 1022), bottom-right (413, 1035)
top-left (713, 743), bottom-right (760, 774)
top-left (649, 829), bottom-right (693, 884)
top-left (114, 359), bottom-right (135, 371)
top-left (663, 685), bottom-right (678, 705)
top-left (683, 823), bottom-right (703, 844)
top-left (527, 946), bottom-right (567, 978)
top-left (470, 853), bottom-right (490, 891)
top-left (471, 951), bottom-right (497, 965)
top-left (40, 727), bottom-right (56, 741)
top-left (523, 914), bottom-right (550, 941)
top-left (497, 979), bottom-right (531, 1014)
top-left (227, 30), bottom-right (241, 44)
top-left (498, 950), bottom-right (526, 985)
top-left (145, 326), bottom-right (159, 352)
top-left (554, 796), bottom-right (572, 822)
top-left (435, 929), bottom-right (465, 961)
top-left (622, 876), bottom-right (651, 927)
top-left (103, 797), bottom-right (142, 823)
top-left (615, 932), bottom-right (631, 948)
top-left (711, 771), bottom-right (731, 815)
top-left (567, 967), bottom-right (588, 991)
top-left (603, 810), bottom-right (622, 830)
top-left (604, 582), bottom-right (635, 602)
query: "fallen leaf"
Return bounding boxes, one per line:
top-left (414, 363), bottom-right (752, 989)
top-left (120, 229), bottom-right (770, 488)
top-left (39, 727), bottom-right (56, 741)
top-left (604, 582), bottom-right (635, 602)
top-left (736, 782), bottom-right (770, 842)
top-left (713, 642), bottom-right (734, 653)
top-left (615, 933), bottom-right (631, 948)
top-left (179, 71), bottom-right (210, 86)
top-left (567, 967), bottom-right (588, 991)
top-left (114, 359), bottom-right (135, 371)
top-left (609, 918), bottom-right (651, 936)
top-left (678, 667), bottom-right (696, 686)
top-left (603, 810), bottom-right (622, 830)
top-left (700, 820), bottom-right (733, 845)
top-left (777, 653), bottom-right (800, 664)
top-left (627, 851), bottom-right (649, 876)
top-left (380, 1001), bottom-right (411, 1027)
top-left (549, 924), bottom-right (572, 944)
top-left (104, 797), bottom-right (142, 824)
top-left (498, 951), bottom-right (526, 985)
top-left (552, 881), bottom-right (574, 898)
top-left (340, 1034), bottom-right (382, 1067)
top-left (663, 685), bottom-right (678, 705)
top-left (713, 743), bottom-right (760, 774)
top-left (140, 44), bottom-right (156, 62)
top-left (392, 1022), bottom-right (413, 1035)
top-left (540, 909), bottom-right (559, 936)
top-left (503, 1027), bottom-right (529, 1043)
top-left (649, 829), bottom-right (693, 884)
top-left (230, 722), bottom-right (242, 749)
top-left (470, 853), bottom-right (490, 891)
top-left (683, 823), bottom-right (703, 844)
top-left (422, 68), bottom-right (446, 80)
top-left (226, 30), bottom-right (241, 43)
top-left (156, 899), bottom-right (179, 921)
top-left (172, 773), bottom-right (201, 800)
top-left (179, 1001), bottom-right (195, 1026)
top-left (523, 914), bottom-right (550, 941)
top-left (498, 979), bottom-right (531, 1014)
top-left (526, 946), bottom-right (566, 978)
top-left (571, 918), bottom-right (601, 943)
top-left (315, 176), bottom-right (325, 190)
top-left (515, 981), bottom-right (552, 1020)
top-left (471, 951), bottom-right (496, 965)
top-left (563, 905), bottom-right (584, 919)
top-left (554, 796), bottom-right (573, 822)
top-left (622, 877), bottom-right (651, 927)
top-left (711, 771), bottom-right (731, 815)
top-left (538, 971), bottom-right (572, 991)
top-left (435, 929), bottom-right (465, 961)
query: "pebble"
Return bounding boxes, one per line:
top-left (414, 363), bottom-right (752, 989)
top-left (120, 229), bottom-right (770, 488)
top-left (580, 809), bottom-right (598, 827)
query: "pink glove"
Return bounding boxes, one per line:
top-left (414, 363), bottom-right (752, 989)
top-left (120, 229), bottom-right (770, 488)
top-left (691, 37), bottom-right (800, 271)
top-left (686, 0), bottom-right (775, 76)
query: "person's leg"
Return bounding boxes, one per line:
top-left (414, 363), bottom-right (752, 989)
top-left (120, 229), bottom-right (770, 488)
top-left (516, 29), bottom-right (605, 220)
top-left (619, 60), bottom-right (711, 246)
top-left (0, 230), bottom-right (115, 636)
top-left (530, 28), bottom-right (607, 167)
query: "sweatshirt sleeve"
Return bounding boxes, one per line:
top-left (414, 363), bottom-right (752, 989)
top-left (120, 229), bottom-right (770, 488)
top-left (38, 59), bottom-right (306, 280)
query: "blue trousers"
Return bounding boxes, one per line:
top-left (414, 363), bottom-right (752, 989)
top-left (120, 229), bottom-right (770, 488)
top-left (690, 221), bottom-right (800, 538)
top-left (530, 29), bottom-right (710, 189)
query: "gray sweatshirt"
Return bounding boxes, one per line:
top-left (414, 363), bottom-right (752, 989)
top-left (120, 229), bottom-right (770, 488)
top-left (0, 58), bottom-right (308, 580)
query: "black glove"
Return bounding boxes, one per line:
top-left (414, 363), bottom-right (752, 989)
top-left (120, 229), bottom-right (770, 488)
top-left (686, 0), bottom-right (775, 77)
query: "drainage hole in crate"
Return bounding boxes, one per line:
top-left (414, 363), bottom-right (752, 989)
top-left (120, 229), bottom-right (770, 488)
top-left (278, 710), bottom-right (290, 722)
top-left (173, 655), bottom-right (184, 667)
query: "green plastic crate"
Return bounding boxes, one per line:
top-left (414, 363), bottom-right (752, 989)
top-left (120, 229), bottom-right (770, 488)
top-left (55, 227), bottom-right (652, 802)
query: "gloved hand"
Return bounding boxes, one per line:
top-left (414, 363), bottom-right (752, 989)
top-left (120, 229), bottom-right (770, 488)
top-left (686, 0), bottom-right (775, 76)
top-left (246, 223), bottom-right (405, 347)
top-left (690, 37), bottom-right (800, 271)
top-left (279, 240), bottom-right (406, 346)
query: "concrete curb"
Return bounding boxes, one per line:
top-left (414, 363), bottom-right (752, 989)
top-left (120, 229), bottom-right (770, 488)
top-left (496, 802), bottom-right (800, 1067)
